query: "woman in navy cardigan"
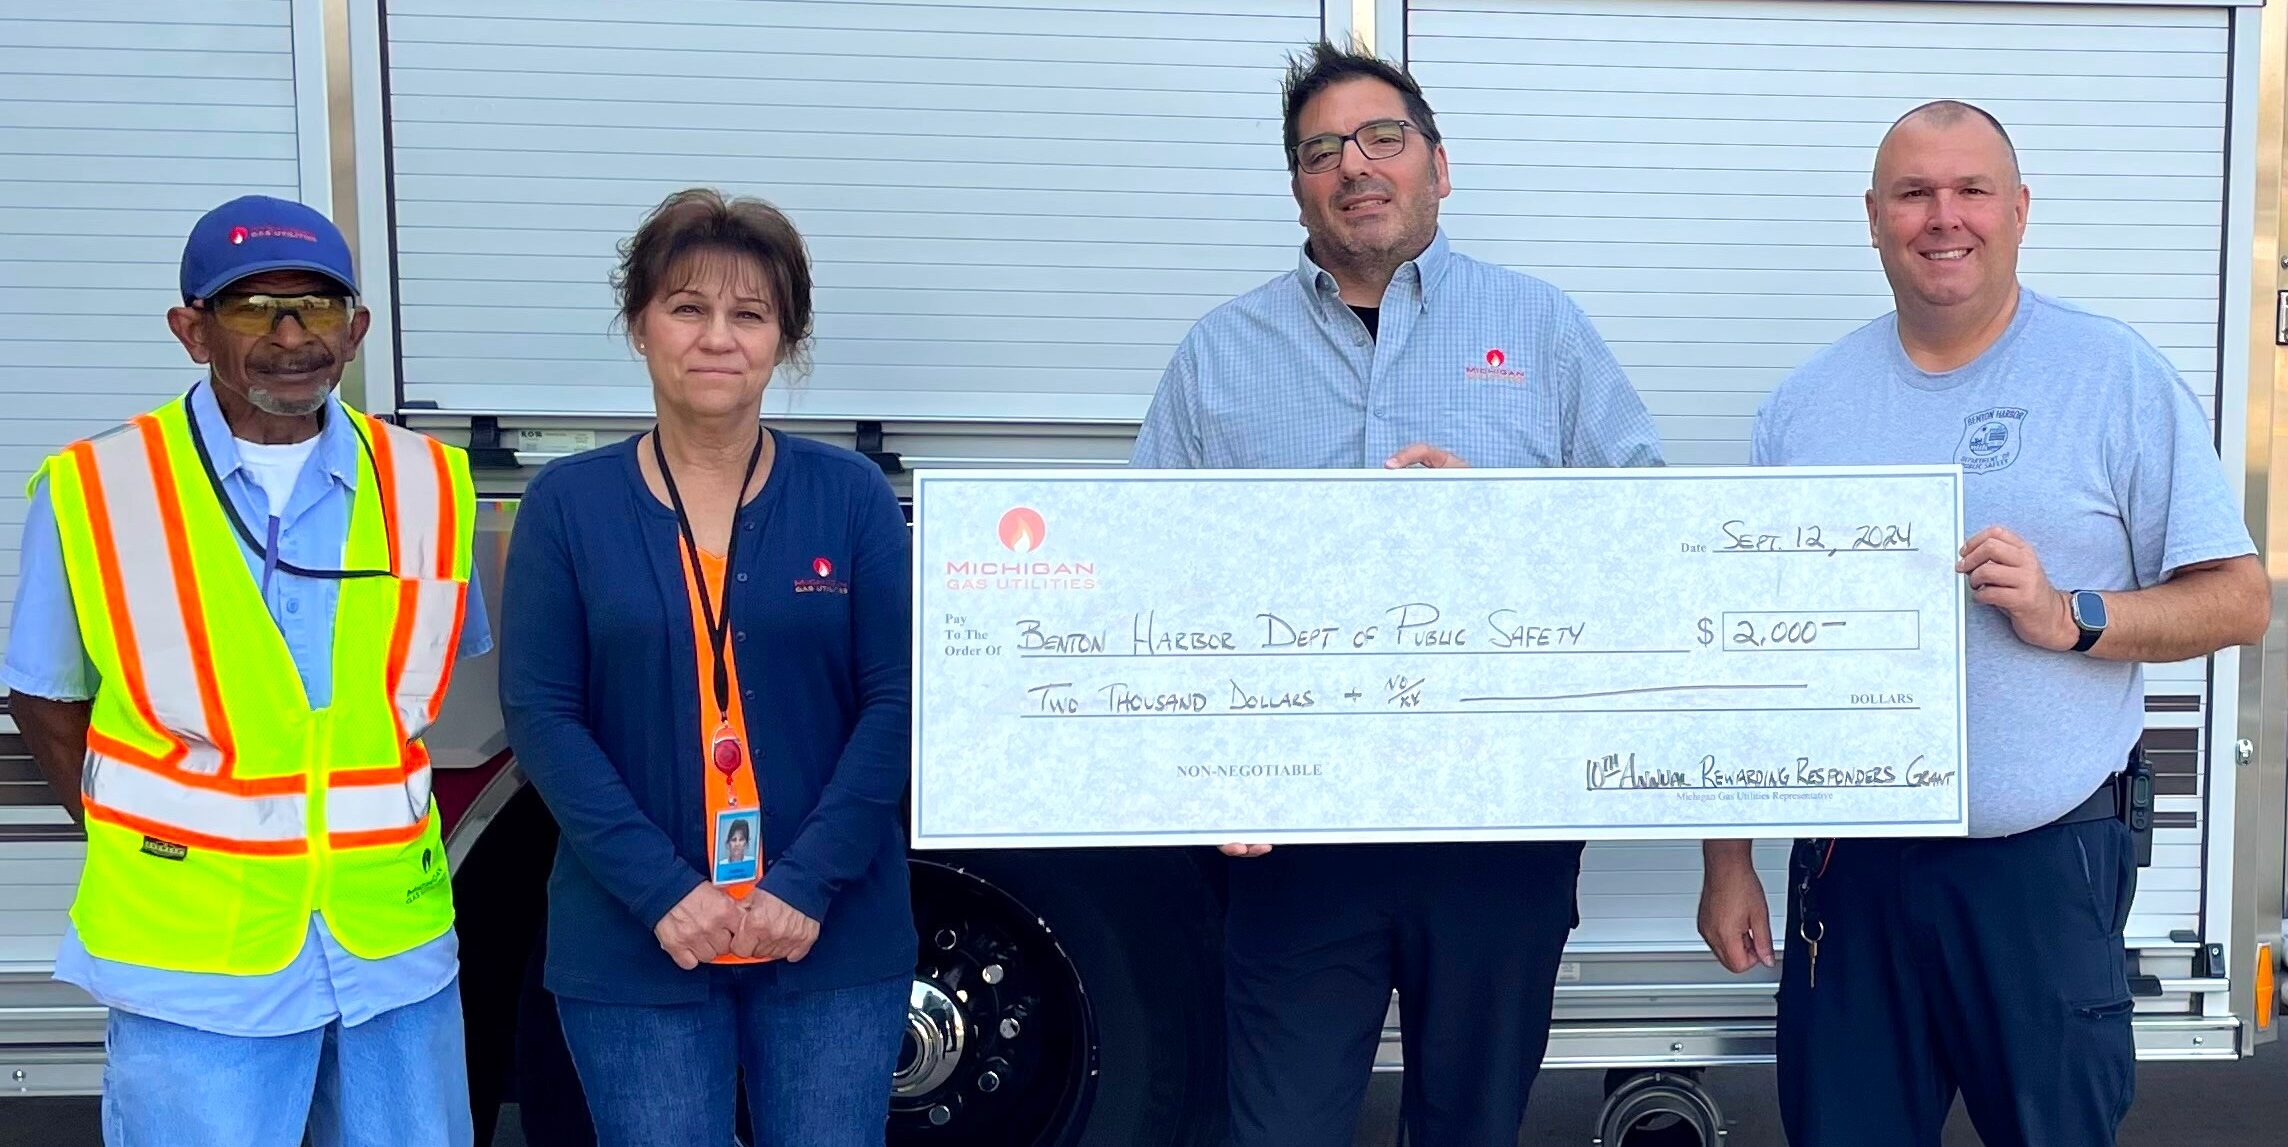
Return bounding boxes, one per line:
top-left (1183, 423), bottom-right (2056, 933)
top-left (499, 188), bottom-right (913, 1146)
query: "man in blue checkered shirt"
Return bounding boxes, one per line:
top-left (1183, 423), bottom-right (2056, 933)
top-left (1131, 40), bottom-right (1662, 1147)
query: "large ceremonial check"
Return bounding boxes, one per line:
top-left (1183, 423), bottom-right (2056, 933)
top-left (911, 466), bottom-right (1967, 849)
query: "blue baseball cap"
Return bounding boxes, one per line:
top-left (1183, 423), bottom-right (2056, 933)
top-left (179, 195), bottom-right (359, 303)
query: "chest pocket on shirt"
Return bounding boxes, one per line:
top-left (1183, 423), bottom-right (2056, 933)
top-left (1442, 378), bottom-right (1566, 468)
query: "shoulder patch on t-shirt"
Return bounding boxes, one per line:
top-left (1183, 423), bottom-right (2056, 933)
top-left (1955, 407), bottom-right (2027, 474)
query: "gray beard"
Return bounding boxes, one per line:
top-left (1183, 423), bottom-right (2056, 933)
top-left (245, 385), bottom-right (330, 417)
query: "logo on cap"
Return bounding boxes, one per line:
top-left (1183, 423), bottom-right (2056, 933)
top-left (229, 226), bottom-right (249, 245)
top-left (999, 508), bottom-right (1046, 553)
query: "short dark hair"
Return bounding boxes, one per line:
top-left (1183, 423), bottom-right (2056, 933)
top-left (727, 819), bottom-right (752, 843)
top-left (613, 187), bottom-right (813, 369)
top-left (1279, 40), bottom-right (1441, 174)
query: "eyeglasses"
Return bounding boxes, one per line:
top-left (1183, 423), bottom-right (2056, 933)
top-left (202, 293), bottom-right (354, 338)
top-left (1293, 119), bottom-right (1423, 175)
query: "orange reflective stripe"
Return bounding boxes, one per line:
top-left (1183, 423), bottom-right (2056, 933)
top-left (365, 415), bottom-right (402, 575)
top-left (426, 437), bottom-right (457, 580)
top-left (329, 742), bottom-right (428, 789)
top-left (134, 416), bottom-right (237, 776)
top-left (85, 728), bottom-right (185, 773)
top-left (83, 796), bottom-right (308, 857)
top-left (87, 731), bottom-right (302, 797)
top-left (330, 766), bottom-right (411, 787)
top-left (71, 441), bottom-right (181, 766)
top-left (328, 739), bottom-right (426, 786)
top-left (381, 578), bottom-right (420, 769)
top-left (328, 815), bottom-right (432, 851)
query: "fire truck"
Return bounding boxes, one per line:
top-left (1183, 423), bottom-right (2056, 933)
top-left (2, 2), bottom-right (2283, 1143)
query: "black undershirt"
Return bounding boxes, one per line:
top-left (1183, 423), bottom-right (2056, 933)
top-left (1349, 305), bottom-right (1380, 339)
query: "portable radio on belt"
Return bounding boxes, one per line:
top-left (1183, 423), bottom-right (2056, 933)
top-left (2123, 745), bottom-right (2154, 869)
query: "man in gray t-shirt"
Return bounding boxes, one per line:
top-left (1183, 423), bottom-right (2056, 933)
top-left (1698, 101), bottom-right (2267, 1146)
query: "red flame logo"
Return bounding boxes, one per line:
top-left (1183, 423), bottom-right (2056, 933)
top-left (1485, 348), bottom-right (1505, 368)
top-left (998, 507), bottom-right (1046, 553)
top-left (228, 226), bottom-right (249, 245)
top-left (813, 557), bottom-right (833, 579)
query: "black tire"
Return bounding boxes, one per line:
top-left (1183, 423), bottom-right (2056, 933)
top-left (895, 848), bottom-right (1226, 1147)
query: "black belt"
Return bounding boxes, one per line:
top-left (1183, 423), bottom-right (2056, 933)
top-left (2051, 771), bottom-right (2124, 827)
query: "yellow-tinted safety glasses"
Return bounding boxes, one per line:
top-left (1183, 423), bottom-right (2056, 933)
top-left (205, 293), bottom-right (354, 338)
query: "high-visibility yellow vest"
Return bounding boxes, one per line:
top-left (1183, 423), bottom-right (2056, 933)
top-left (39, 394), bottom-right (476, 975)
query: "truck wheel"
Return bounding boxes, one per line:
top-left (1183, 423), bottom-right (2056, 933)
top-left (893, 850), bottom-right (1225, 1146)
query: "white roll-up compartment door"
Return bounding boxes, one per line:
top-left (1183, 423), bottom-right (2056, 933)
top-left (1406, 0), bottom-right (2237, 1040)
top-left (375, 0), bottom-right (1320, 423)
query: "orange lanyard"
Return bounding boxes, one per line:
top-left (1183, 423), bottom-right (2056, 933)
top-left (656, 431), bottom-right (767, 964)
top-left (679, 551), bottom-right (763, 879)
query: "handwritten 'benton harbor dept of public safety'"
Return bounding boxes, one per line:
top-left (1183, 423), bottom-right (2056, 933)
top-left (910, 466), bottom-right (1967, 850)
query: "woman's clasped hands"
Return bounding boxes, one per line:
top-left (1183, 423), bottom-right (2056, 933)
top-left (652, 883), bottom-right (821, 970)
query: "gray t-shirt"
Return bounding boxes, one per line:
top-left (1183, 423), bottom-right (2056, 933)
top-left (1754, 288), bottom-right (2254, 836)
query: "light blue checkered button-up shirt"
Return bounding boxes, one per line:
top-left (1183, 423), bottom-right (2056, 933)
top-left (1132, 229), bottom-right (1663, 470)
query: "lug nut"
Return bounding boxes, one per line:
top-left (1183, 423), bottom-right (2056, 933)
top-left (928, 1104), bottom-right (952, 1125)
top-left (1000, 1017), bottom-right (1022, 1039)
top-left (979, 1070), bottom-right (1002, 1093)
top-left (934, 929), bottom-right (959, 951)
top-left (981, 963), bottom-right (1005, 985)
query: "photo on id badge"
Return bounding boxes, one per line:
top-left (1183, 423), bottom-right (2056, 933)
top-left (714, 809), bottom-right (760, 884)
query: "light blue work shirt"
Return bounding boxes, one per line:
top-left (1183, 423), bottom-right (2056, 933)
top-left (2, 380), bottom-right (493, 1036)
top-left (1132, 228), bottom-right (1664, 470)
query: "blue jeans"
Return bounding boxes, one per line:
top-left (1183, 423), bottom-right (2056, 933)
top-left (556, 973), bottom-right (907, 1147)
top-left (101, 979), bottom-right (473, 1147)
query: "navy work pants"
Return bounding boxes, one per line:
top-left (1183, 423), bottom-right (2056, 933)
top-left (1776, 817), bottom-right (2139, 1146)
top-left (1223, 840), bottom-right (1584, 1147)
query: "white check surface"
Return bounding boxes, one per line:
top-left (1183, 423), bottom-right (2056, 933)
top-left (912, 467), bottom-right (1967, 849)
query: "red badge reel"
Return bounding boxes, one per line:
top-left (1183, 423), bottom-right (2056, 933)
top-left (712, 727), bottom-right (745, 805)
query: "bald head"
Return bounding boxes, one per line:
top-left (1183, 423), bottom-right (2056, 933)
top-left (1864, 98), bottom-right (2030, 336)
top-left (1877, 100), bottom-right (2020, 186)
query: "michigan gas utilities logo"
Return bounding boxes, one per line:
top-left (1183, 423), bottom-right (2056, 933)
top-left (227, 224), bottom-right (318, 245)
top-left (1464, 347), bottom-right (1526, 382)
top-left (1955, 406), bottom-right (2027, 474)
top-left (998, 507), bottom-right (1045, 552)
top-left (943, 505), bottom-right (1097, 592)
top-left (796, 554), bottom-right (849, 595)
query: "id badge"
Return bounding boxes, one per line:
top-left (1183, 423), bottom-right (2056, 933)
top-left (709, 724), bottom-right (760, 886)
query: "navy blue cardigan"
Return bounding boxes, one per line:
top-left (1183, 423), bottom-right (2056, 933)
top-left (500, 432), bottom-right (915, 1003)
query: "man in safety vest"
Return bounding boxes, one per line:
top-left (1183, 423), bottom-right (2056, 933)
top-left (2, 195), bottom-right (491, 1146)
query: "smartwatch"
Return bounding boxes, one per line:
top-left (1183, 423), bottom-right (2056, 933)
top-left (2068, 590), bottom-right (2108, 653)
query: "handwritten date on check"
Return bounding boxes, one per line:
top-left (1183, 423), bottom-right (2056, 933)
top-left (910, 467), bottom-right (1967, 850)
